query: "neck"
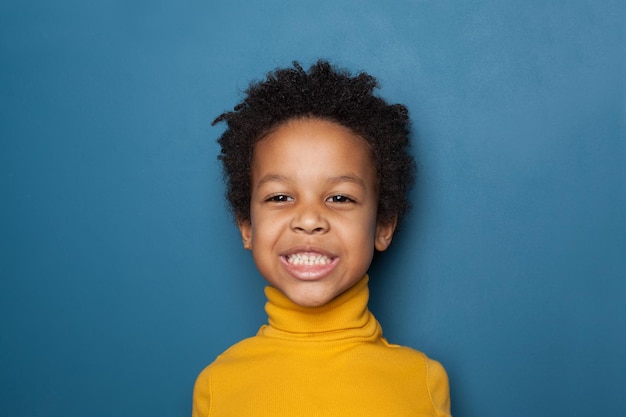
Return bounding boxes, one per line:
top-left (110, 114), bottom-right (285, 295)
top-left (259, 276), bottom-right (382, 342)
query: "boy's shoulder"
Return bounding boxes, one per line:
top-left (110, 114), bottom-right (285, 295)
top-left (195, 334), bottom-right (450, 416)
top-left (206, 332), bottom-right (441, 375)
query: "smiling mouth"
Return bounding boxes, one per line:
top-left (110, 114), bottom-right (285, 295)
top-left (286, 253), bottom-right (333, 266)
top-left (281, 251), bottom-right (338, 280)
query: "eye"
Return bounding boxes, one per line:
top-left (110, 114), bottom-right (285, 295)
top-left (326, 195), bottom-right (355, 204)
top-left (266, 194), bottom-right (293, 203)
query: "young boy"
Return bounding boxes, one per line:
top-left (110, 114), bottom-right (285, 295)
top-left (192, 60), bottom-right (451, 416)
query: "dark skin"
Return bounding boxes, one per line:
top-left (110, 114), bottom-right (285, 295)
top-left (214, 60), bottom-right (416, 230)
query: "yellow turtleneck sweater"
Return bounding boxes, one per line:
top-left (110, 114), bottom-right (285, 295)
top-left (192, 276), bottom-right (451, 416)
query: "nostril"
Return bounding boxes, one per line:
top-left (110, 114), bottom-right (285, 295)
top-left (292, 225), bottom-right (327, 234)
top-left (290, 208), bottom-right (330, 233)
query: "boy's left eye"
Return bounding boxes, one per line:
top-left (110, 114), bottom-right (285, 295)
top-left (326, 195), bottom-right (354, 203)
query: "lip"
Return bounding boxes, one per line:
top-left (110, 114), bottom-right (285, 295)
top-left (280, 246), bottom-right (338, 281)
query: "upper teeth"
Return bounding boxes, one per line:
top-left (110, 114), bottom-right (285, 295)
top-left (287, 254), bottom-right (332, 266)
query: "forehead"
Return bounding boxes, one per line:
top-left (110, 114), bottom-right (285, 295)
top-left (252, 117), bottom-right (374, 169)
top-left (252, 118), bottom-right (376, 180)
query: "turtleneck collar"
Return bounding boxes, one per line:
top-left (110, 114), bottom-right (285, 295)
top-left (258, 275), bottom-right (382, 342)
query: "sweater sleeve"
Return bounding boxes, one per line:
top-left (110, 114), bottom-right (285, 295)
top-left (426, 358), bottom-right (451, 417)
top-left (192, 367), bottom-right (211, 417)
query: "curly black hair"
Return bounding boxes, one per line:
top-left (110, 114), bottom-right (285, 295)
top-left (213, 60), bottom-right (416, 227)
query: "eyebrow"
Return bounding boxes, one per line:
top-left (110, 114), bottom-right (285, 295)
top-left (255, 173), bottom-right (366, 190)
top-left (326, 174), bottom-right (366, 189)
top-left (255, 174), bottom-right (290, 190)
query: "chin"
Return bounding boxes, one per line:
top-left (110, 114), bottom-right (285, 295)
top-left (286, 289), bottom-right (334, 308)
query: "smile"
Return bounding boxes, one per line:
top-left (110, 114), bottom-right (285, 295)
top-left (280, 250), bottom-right (338, 281)
top-left (286, 253), bottom-right (333, 266)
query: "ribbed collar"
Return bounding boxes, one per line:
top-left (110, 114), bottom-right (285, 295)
top-left (258, 275), bottom-right (382, 342)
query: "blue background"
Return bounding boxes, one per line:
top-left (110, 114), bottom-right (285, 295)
top-left (1, 1), bottom-right (625, 416)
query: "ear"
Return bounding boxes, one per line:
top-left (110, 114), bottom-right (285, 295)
top-left (374, 217), bottom-right (397, 252)
top-left (237, 218), bottom-right (253, 250)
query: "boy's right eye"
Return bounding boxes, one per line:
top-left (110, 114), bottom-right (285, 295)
top-left (266, 194), bottom-right (293, 203)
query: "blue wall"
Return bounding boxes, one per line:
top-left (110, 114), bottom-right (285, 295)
top-left (1, 1), bottom-right (625, 416)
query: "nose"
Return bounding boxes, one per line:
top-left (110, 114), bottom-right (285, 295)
top-left (290, 202), bottom-right (329, 234)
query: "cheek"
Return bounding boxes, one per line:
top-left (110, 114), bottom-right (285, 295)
top-left (339, 213), bottom-right (378, 242)
top-left (249, 213), bottom-right (281, 243)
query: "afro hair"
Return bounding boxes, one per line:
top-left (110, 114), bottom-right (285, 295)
top-left (213, 60), bottom-right (416, 227)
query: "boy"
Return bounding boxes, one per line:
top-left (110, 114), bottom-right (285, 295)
top-left (193, 60), bottom-right (451, 416)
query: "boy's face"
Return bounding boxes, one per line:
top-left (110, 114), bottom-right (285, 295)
top-left (238, 118), bottom-right (396, 307)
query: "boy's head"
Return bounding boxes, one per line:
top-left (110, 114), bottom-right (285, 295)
top-left (214, 60), bottom-right (416, 306)
top-left (214, 60), bottom-right (416, 228)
